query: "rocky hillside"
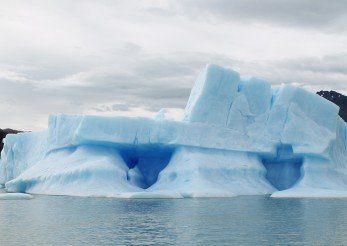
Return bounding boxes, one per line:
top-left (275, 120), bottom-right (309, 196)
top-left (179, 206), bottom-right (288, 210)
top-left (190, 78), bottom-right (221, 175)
top-left (0, 129), bottom-right (21, 155)
top-left (317, 91), bottom-right (347, 122)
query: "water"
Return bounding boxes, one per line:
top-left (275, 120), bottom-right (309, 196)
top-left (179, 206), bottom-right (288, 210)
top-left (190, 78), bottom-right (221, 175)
top-left (0, 195), bottom-right (347, 245)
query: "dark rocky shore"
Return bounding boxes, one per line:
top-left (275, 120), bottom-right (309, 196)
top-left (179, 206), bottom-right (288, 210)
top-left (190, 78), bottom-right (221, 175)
top-left (0, 129), bottom-right (21, 155)
top-left (317, 90), bottom-right (347, 122)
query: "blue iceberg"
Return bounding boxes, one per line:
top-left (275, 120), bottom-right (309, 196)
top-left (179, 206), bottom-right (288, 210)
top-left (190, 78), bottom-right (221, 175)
top-left (1, 64), bottom-right (347, 198)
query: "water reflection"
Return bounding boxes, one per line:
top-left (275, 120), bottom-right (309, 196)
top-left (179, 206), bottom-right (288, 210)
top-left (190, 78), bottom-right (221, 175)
top-left (0, 195), bottom-right (346, 245)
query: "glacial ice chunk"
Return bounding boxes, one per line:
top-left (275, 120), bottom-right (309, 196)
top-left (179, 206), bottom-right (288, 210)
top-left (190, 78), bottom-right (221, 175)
top-left (1, 64), bottom-right (347, 198)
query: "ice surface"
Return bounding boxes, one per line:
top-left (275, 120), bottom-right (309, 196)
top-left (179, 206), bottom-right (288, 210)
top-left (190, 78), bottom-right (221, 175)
top-left (0, 193), bottom-right (34, 200)
top-left (1, 64), bottom-right (347, 198)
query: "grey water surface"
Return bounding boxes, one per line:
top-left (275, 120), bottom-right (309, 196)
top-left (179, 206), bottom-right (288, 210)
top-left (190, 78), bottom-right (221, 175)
top-left (0, 194), bottom-right (346, 245)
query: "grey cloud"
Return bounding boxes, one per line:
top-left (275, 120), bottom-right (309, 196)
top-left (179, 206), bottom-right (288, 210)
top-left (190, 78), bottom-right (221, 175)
top-left (1, 0), bottom-right (347, 131)
top-left (275, 53), bottom-right (347, 75)
top-left (92, 104), bottom-right (130, 113)
top-left (0, 46), bottom-right (243, 130)
top-left (171, 0), bottom-right (347, 31)
top-left (230, 54), bottom-right (347, 94)
top-left (6, 45), bottom-right (347, 121)
top-left (1, 49), bottom-right (347, 130)
top-left (112, 104), bottom-right (130, 112)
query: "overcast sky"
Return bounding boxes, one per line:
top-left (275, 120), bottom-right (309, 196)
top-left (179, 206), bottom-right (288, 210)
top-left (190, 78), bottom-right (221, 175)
top-left (1, 0), bottom-right (347, 130)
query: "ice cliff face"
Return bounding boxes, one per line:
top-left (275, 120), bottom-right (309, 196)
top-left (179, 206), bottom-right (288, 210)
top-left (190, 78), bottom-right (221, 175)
top-left (1, 64), bottom-right (347, 198)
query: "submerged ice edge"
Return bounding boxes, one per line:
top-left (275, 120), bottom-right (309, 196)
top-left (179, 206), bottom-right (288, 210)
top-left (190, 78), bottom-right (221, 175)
top-left (0, 192), bottom-right (34, 200)
top-left (1, 64), bottom-right (347, 198)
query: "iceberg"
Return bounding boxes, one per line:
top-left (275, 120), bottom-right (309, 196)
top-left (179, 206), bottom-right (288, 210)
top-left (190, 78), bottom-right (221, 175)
top-left (1, 64), bottom-right (347, 198)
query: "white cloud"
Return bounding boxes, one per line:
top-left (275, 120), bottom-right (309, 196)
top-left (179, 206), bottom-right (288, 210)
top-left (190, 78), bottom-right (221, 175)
top-left (0, 0), bottom-right (346, 130)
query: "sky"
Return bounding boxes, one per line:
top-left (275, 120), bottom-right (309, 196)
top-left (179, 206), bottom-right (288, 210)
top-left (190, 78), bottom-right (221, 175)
top-left (1, 0), bottom-right (347, 130)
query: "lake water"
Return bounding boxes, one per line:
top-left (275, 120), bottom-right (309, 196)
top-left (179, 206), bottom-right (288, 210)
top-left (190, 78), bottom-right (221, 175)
top-left (0, 195), bottom-right (347, 245)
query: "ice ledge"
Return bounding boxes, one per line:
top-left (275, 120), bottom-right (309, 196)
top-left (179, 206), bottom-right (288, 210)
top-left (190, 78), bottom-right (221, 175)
top-left (271, 188), bottom-right (347, 198)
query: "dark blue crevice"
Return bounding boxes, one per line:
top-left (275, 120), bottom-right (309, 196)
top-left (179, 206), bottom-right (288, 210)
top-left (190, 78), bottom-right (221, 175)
top-left (261, 145), bottom-right (303, 191)
top-left (119, 145), bottom-right (175, 189)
